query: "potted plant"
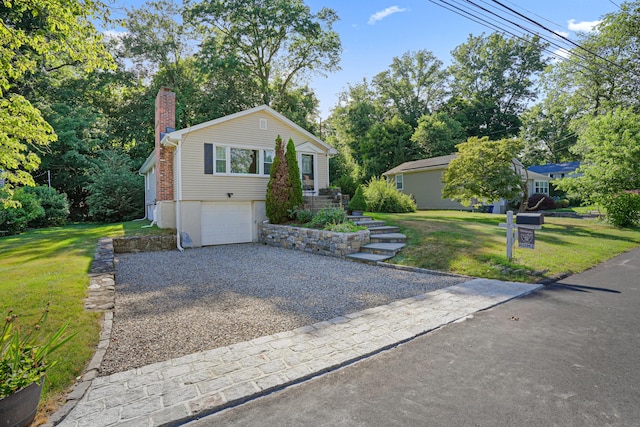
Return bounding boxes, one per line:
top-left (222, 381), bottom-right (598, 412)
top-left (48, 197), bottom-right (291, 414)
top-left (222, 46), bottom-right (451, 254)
top-left (0, 304), bottom-right (76, 427)
top-left (348, 185), bottom-right (367, 216)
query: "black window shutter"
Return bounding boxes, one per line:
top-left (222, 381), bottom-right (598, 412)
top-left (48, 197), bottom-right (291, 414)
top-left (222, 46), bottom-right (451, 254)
top-left (204, 143), bottom-right (213, 174)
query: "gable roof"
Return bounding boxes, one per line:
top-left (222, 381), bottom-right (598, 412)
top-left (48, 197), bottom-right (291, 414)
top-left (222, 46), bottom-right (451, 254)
top-left (383, 154), bottom-right (457, 176)
top-left (162, 105), bottom-right (336, 155)
top-left (383, 154), bottom-right (550, 182)
top-left (527, 162), bottom-right (581, 175)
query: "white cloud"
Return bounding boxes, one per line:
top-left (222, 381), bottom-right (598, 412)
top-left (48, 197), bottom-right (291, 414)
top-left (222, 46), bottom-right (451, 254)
top-left (368, 6), bottom-right (408, 25)
top-left (103, 30), bottom-right (128, 41)
top-left (567, 19), bottom-right (601, 32)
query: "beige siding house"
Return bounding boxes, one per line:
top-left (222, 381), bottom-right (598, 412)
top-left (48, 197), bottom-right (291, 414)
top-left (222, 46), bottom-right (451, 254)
top-left (140, 87), bottom-right (336, 248)
top-left (383, 154), bottom-right (551, 213)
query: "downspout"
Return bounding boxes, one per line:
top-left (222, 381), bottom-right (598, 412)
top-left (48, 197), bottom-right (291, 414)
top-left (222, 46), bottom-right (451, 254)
top-left (135, 171), bottom-right (149, 221)
top-left (165, 137), bottom-right (184, 251)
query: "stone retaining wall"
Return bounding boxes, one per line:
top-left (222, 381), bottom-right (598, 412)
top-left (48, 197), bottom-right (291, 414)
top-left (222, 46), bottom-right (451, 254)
top-left (258, 222), bottom-right (369, 257)
top-left (112, 235), bottom-right (176, 253)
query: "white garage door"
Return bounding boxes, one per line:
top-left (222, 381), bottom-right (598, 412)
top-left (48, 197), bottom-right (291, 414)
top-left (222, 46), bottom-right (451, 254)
top-left (201, 202), bottom-right (253, 245)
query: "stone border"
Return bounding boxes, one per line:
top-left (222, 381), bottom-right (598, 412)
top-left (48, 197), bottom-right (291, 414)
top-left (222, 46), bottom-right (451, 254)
top-left (113, 235), bottom-right (177, 253)
top-left (258, 222), bottom-right (370, 258)
top-left (46, 238), bottom-right (118, 426)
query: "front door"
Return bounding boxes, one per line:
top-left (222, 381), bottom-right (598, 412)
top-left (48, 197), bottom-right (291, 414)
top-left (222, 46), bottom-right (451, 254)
top-left (301, 153), bottom-right (315, 194)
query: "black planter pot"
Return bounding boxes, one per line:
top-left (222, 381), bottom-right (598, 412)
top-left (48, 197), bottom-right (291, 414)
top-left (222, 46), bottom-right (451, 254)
top-left (0, 379), bottom-right (43, 427)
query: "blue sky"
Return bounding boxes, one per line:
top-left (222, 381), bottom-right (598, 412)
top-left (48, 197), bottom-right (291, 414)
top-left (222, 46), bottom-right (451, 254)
top-left (108, 0), bottom-right (619, 118)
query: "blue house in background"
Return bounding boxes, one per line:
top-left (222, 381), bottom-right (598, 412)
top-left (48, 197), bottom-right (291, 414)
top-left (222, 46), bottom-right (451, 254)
top-left (527, 162), bottom-right (582, 179)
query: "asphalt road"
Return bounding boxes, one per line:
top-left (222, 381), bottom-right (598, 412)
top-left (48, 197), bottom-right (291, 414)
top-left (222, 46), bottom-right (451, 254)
top-left (187, 248), bottom-right (640, 427)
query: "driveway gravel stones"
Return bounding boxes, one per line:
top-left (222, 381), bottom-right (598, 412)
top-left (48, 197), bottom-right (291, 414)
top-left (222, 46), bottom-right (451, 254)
top-left (100, 244), bottom-right (468, 376)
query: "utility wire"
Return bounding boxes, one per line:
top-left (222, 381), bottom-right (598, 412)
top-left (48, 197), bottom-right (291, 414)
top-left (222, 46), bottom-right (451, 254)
top-left (488, 0), bottom-right (628, 72)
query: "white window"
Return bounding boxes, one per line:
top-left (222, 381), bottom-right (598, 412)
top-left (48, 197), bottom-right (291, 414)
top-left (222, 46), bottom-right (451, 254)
top-left (396, 174), bottom-right (404, 191)
top-left (230, 148), bottom-right (259, 174)
top-left (534, 180), bottom-right (549, 195)
top-left (263, 150), bottom-right (274, 175)
top-left (205, 144), bottom-right (272, 175)
top-left (215, 146), bottom-right (227, 173)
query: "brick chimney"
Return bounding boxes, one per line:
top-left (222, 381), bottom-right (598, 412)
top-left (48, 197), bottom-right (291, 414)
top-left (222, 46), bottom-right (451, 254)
top-left (155, 87), bottom-right (176, 201)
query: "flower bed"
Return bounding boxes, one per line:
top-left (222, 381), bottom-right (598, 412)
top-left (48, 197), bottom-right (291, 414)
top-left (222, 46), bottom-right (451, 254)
top-left (258, 222), bottom-right (370, 257)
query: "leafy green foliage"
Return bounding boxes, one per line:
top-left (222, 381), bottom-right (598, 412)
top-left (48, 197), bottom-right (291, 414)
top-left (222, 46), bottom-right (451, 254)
top-left (448, 33), bottom-right (548, 138)
top-left (1, 304), bottom-right (76, 398)
top-left (285, 138), bottom-right (304, 211)
top-left (324, 221), bottom-right (365, 233)
top-left (411, 112), bottom-right (465, 157)
top-left (289, 208), bottom-right (315, 224)
top-left (347, 185), bottom-right (367, 212)
top-left (308, 207), bottom-right (348, 228)
top-left (363, 177), bottom-right (416, 213)
top-left (0, 0), bottom-right (114, 204)
top-left (360, 116), bottom-right (416, 179)
top-left (554, 109), bottom-right (640, 227)
top-left (604, 193), bottom-right (640, 228)
top-left (0, 188), bottom-right (45, 235)
top-left (372, 50), bottom-right (447, 126)
top-left (189, 0), bottom-right (341, 106)
top-left (21, 186), bottom-right (69, 227)
top-left (442, 137), bottom-right (528, 211)
top-left (86, 150), bottom-right (144, 223)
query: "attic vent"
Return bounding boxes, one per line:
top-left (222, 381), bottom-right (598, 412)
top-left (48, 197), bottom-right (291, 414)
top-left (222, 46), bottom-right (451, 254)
top-left (259, 118), bottom-right (267, 130)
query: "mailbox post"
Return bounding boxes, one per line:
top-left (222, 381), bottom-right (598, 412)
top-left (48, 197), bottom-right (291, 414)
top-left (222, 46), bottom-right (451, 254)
top-left (499, 211), bottom-right (543, 260)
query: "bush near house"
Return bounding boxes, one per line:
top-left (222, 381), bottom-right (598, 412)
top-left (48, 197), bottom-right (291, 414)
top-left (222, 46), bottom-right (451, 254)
top-left (363, 177), bottom-right (416, 213)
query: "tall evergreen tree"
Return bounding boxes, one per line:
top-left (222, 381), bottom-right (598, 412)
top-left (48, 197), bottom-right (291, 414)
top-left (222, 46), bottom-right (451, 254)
top-left (265, 136), bottom-right (290, 223)
top-left (285, 137), bottom-right (303, 210)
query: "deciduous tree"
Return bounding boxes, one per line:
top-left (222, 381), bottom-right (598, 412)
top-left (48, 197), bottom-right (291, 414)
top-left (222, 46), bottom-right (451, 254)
top-left (189, 0), bottom-right (341, 107)
top-left (554, 108), bottom-right (640, 226)
top-left (442, 137), bottom-right (529, 211)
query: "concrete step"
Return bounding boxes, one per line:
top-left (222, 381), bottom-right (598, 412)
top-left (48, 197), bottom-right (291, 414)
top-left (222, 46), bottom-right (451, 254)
top-left (353, 220), bottom-right (387, 228)
top-left (368, 225), bottom-right (401, 235)
top-left (345, 252), bottom-right (394, 263)
top-left (370, 233), bottom-right (407, 243)
top-left (360, 242), bottom-right (405, 256)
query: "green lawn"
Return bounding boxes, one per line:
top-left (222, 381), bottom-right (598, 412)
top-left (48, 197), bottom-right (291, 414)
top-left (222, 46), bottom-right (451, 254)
top-left (373, 211), bottom-right (640, 282)
top-left (0, 220), bottom-right (171, 410)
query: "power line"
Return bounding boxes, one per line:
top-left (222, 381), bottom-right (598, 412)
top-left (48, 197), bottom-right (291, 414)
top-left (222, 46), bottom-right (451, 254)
top-left (428, 0), bottom-right (629, 76)
top-left (488, 0), bottom-right (628, 73)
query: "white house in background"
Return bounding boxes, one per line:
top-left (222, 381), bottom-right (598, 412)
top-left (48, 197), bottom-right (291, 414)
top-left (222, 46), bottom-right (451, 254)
top-left (140, 87), bottom-right (336, 248)
top-left (383, 154), bottom-right (551, 213)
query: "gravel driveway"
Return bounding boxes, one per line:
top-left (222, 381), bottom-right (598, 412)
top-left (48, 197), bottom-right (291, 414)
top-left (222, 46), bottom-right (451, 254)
top-left (100, 244), bottom-right (468, 375)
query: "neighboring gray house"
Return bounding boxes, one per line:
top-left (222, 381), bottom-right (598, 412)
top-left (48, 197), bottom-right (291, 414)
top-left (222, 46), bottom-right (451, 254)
top-left (140, 87), bottom-right (336, 248)
top-left (383, 154), bottom-right (551, 212)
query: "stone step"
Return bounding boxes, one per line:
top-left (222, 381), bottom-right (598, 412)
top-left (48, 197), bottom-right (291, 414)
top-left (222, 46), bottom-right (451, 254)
top-left (360, 242), bottom-right (405, 256)
top-left (347, 215), bottom-right (372, 222)
top-left (345, 252), bottom-right (394, 263)
top-left (368, 225), bottom-right (401, 235)
top-left (370, 233), bottom-right (407, 243)
top-left (353, 220), bottom-right (387, 228)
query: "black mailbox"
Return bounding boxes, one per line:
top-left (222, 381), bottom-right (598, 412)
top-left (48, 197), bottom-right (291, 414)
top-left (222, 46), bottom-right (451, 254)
top-left (516, 213), bottom-right (544, 225)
